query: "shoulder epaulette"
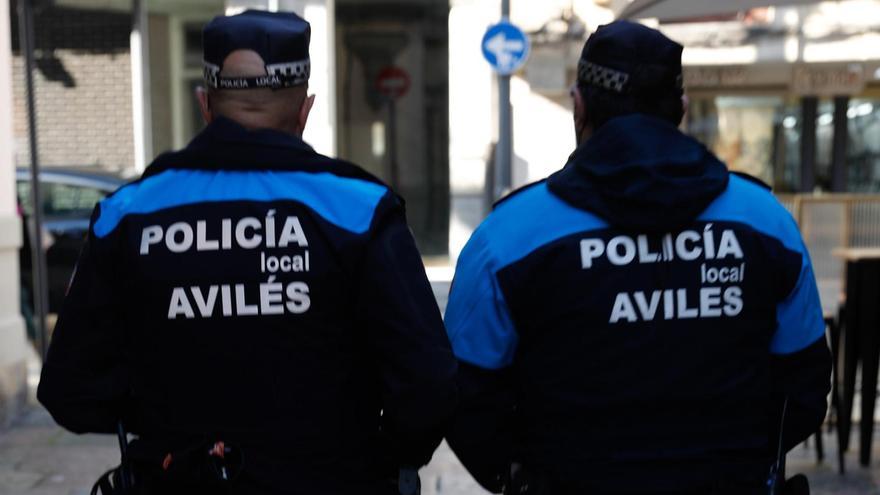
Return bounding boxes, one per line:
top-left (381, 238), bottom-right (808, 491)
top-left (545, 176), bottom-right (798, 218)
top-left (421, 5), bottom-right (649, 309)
top-left (493, 180), bottom-right (547, 210)
top-left (731, 171), bottom-right (772, 191)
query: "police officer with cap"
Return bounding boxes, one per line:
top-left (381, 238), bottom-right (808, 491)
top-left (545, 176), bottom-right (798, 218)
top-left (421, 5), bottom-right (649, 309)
top-left (445, 21), bottom-right (830, 494)
top-left (39, 10), bottom-right (457, 495)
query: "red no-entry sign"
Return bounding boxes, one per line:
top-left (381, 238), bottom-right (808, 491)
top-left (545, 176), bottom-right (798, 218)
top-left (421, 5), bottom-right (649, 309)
top-left (376, 66), bottom-right (411, 100)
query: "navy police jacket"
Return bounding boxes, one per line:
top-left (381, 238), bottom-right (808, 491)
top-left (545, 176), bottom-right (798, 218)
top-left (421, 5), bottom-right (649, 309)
top-left (445, 115), bottom-right (831, 494)
top-left (38, 118), bottom-right (458, 495)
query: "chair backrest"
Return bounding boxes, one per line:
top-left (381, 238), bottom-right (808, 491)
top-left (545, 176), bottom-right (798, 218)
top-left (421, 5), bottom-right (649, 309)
top-left (777, 194), bottom-right (880, 315)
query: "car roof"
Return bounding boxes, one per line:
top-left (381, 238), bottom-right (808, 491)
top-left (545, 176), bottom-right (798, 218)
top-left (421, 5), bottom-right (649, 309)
top-left (16, 166), bottom-right (127, 191)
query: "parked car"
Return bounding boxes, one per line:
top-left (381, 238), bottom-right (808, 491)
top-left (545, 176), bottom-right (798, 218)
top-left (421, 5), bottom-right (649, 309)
top-left (17, 167), bottom-right (126, 314)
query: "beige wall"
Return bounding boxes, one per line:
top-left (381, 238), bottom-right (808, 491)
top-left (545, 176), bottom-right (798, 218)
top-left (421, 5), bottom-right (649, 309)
top-left (149, 14), bottom-right (174, 156)
top-left (12, 51), bottom-right (135, 173)
top-left (0, 0), bottom-right (29, 428)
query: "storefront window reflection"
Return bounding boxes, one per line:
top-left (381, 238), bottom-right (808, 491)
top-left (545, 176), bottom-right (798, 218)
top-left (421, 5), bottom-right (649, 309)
top-left (687, 96), bottom-right (802, 192)
top-left (688, 95), bottom-right (880, 194)
top-left (846, 99), bottom-right (880, 192)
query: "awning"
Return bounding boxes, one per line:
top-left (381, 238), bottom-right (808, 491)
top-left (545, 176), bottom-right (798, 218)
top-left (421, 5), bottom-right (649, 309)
top-left (618, 0), bottom-right (819, 21)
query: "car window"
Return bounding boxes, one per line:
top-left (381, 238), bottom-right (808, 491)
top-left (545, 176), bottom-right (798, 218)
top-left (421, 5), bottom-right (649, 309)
top-left (43, 183), bottom-right (107, 217)
top-left (16, 181), bottom-right (32, 216)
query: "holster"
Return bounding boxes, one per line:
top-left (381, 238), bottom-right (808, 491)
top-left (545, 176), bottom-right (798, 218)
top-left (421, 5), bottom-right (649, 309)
top-left (91, 437), bottom-right (244, 495)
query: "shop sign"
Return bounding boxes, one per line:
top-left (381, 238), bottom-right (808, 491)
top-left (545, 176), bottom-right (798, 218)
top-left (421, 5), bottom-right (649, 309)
top-left (793, 65), bottom-right (865, 96)
top-left (684, 67), bottom-right (748, 88)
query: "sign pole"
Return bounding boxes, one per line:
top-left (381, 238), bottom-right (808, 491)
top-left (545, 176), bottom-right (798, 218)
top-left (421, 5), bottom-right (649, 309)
top-left (376, 66), bottom-right (410, 191)
top-left (495, 0), bottom-right (512, 201)
top-left (388, 97), bottom-right (399, 191)
top-left (18, 0), bottom-right (49, 360)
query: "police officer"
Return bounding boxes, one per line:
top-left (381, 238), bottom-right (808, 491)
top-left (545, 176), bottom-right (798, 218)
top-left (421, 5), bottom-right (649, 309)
top-left (445, 21), bottom-right (831, 494)
top-left (38, 10), bottom-right (457, 495)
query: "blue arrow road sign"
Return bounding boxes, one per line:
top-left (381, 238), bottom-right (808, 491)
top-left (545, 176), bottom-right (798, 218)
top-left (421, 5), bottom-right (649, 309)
top-left (482, 20), bottom-right (530, 76)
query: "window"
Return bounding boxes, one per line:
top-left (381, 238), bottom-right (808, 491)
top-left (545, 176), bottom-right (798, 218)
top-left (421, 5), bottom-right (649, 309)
top-left (687, 95), bottom-right (801, 192)
top-left (845, 99), bottom-right (880, 192)
top-left (43, 183), bottom-right (106, 217)
top-left (18, 181), bottom-right (109, 218)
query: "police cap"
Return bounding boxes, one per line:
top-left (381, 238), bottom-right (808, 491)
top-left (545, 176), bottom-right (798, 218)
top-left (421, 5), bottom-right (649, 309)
top-left (203, 10), bottom-right (311, 91)
top-left (577, 20), bottom-right (683, 97)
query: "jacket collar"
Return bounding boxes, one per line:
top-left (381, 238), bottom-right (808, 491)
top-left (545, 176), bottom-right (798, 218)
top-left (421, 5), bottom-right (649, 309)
top-left (185, 117), bottom-right (315, 154)
top-left (547, 114), bottom-right (729, 232)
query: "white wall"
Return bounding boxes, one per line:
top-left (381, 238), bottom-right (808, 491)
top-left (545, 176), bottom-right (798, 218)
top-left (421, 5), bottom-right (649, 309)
top-left (280, 0), bottom-right (336, 156)
top-left (0, 0), bottom-right (29, 426)
top-left (447, 0), bottom-right (613, 258)
top-left (224, 0), bottom-right (337, 156)
top-left (664, 1), bottom-right (880, 67)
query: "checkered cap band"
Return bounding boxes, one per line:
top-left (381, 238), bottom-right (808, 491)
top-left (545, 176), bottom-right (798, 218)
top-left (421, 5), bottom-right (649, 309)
top-left (578, 60), bottom-right (630, 93)
top-left (266, 60), bottom-right (311, 82)
top-left (203, 58), bottom-right (310, 90)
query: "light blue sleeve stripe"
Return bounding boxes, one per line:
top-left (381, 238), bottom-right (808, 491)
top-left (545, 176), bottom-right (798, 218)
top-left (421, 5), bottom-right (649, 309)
top-left (445, 182), bottom-right (608, 370)
top-left (772, 252), bottom-right (826, 354)
top-left (445, 231), bottom-right (519, 370)
top-left (93, 169), bottom-right (388, 238)
top-left (698, 175), bottom-right (804, 253)
top-left (699, 175), bottom-right (825, 354)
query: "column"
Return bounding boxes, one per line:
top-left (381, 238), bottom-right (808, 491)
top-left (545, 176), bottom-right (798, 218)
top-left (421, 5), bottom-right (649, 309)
top-left (831, 95), bottom-right (849, 192)
top-left (131, 0), bottom-right (153, 173)
top-left (281, 0), bottom-right (336, 157)
top-left (0, 0), bottom-right (29, 427)
top-left (448, 0), bottom-right (496, 258)
top-left (800, 96), bottom-right (818, 192)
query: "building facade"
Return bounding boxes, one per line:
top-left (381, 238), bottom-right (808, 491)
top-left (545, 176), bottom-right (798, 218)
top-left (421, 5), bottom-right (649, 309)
top-left (670, 2), bottom-right (880, 194)
top-left (8, 0), bottom-right (880, 260)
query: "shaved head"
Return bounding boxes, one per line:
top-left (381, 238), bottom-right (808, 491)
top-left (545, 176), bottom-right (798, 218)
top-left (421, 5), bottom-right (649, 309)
top-left (197, 49), bottom-right (315, 136)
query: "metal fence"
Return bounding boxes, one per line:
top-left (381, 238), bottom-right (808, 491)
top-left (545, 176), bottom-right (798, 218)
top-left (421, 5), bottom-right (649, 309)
top-left (777, 194), bottom-right (880, 314)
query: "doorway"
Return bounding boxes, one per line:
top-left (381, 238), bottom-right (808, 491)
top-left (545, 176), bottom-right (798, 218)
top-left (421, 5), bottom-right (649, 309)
top-left (335, 0), bottom-right (450, 256)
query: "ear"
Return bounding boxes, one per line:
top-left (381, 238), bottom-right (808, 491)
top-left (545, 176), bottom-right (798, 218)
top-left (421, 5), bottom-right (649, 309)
top-left (571, 85), bottom-right (590, 144)
top-left (196, 86), bottom-right (213, 124)
top-left (572, 86), bottom-right (586, 130)
top-left (295, 94), bottom-right (317, 136)
top-left (680, 94), bottom-right (690, 124)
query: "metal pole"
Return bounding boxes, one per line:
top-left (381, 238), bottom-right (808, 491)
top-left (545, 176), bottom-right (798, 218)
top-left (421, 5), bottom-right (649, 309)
top-left (494, 0), bottom-right (512, 200)
top-left (800, 96), bottom-right (817, 193)
top-left (17, 0), bottom-right (49, 360)
top-left (831, 96), bottom-right (849, 192)
top-left (388, 97), bottom-right (399, 191)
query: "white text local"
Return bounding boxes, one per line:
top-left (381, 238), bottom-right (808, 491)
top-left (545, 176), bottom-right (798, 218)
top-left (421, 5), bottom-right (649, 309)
top-left (581, 225), bottom-right (744, 269)
top-left (168, 278), bottom-right (311, 319)
top-left (140, 211), bottom-right (308, 255)
top-left (609, 287), bottom-right (743, 324)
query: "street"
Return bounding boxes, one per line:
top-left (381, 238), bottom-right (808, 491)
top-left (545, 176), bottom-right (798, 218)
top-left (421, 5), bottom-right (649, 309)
top-left (2, 401), bottom-right (880, 494)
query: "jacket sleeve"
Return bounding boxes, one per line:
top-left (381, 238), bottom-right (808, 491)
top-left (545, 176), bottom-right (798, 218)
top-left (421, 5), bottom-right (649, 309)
top-left (446, 362), bottom-right (517, 493)
top-left (355, 197), bottom-right (458, 469)
top-left (444, 225), bottom-right (520, 493)
top-left (769, 229), bottom-right (832, 452)
top-left (37, 206), bottom-right (129, 434)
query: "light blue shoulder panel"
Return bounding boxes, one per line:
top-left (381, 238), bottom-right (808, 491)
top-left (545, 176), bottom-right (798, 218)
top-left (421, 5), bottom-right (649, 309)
top-left (93, 169), bottom-right (388, 238)
top-left (446, 182), bottom-right (608, 370)
top-left (699, 175), bottom-right (826, 355)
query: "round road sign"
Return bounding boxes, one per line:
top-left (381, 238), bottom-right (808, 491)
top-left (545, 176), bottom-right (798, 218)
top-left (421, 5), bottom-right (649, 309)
top-left (376, 66), bottom-right (411, 100)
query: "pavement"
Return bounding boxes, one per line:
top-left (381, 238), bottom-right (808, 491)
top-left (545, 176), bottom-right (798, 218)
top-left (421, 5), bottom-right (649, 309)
top-left (2, 405), bottom-right (880, 495)
top-left (2, 279), bottom-right (878, 495)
